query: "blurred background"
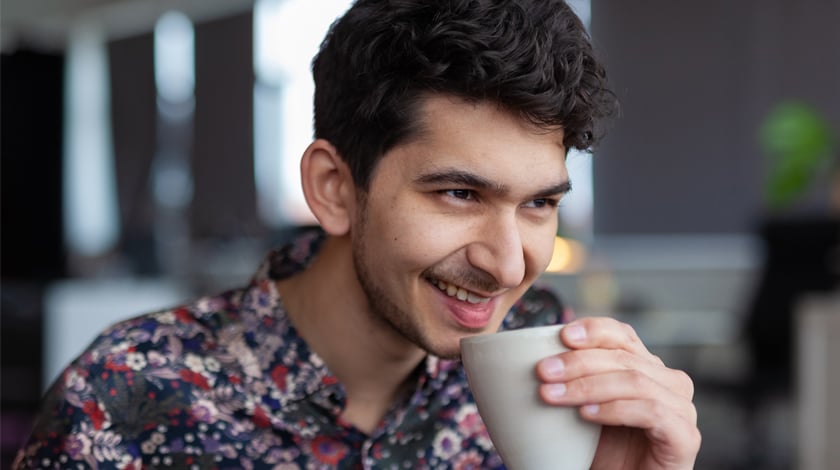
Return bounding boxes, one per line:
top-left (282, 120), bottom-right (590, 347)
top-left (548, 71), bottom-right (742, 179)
top-left (2, 0), bottom-right (839, 468)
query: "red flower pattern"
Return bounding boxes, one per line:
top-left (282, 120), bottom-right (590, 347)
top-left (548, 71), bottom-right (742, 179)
top-left (270, 364), bottom-right (288, 390)
top-left (178, 369), bottom-right (210, 390)
top-left (81, 400), bottom-right (106, 430)
top-left (311, 436), bottom-right (349, 465)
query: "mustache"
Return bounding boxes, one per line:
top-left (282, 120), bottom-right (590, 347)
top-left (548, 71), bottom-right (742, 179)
top-left (423, 265), bottom-right (501, 294)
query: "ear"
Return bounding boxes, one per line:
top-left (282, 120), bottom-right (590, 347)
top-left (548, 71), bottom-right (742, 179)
top-left (300, 139), bottom-right (356, 236)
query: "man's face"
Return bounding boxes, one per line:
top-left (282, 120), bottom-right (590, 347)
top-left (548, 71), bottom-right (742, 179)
top-left (351, 95), bottom-right (569, 359)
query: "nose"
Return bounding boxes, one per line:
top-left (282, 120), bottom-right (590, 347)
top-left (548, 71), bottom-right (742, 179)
top-left (465, 211), bottom-right (527, 289)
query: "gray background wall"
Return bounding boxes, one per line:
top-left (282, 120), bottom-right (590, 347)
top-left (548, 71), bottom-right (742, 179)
top-left (591, 0), bottom-right (840, 235)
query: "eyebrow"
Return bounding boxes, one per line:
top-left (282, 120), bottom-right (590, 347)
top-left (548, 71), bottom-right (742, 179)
top-left (414, 168), bottom-right (572, 198)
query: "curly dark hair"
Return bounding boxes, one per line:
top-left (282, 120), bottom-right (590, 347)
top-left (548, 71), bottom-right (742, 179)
top-left (312, 0), bottom-right (618, 189)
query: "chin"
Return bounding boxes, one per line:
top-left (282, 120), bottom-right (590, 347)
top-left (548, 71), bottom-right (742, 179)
top-left (431, 348), bottom-right (462, 361)
top-left (425, 324), bottom-right (505, 358)
top-left (417, 336), bottom-right (463, 360)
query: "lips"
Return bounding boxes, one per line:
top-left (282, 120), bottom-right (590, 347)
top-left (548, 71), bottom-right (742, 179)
top-left (428, 277), bottom-right (496, 329)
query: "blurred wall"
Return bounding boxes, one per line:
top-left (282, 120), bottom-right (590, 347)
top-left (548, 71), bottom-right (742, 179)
top-left (591, 0), bottom-right (840, 235)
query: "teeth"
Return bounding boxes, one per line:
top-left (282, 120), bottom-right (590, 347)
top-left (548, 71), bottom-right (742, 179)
top-left (433, 279), bottom-right (490, 304)
top-left (466, 292), bottom-right (484, 303)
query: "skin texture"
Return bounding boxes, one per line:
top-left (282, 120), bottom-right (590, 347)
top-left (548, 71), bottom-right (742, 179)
top-left (281, 94), bottom-right (701, 467)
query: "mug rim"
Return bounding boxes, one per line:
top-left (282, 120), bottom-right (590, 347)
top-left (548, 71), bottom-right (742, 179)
top-left (460, 323), bottom-right (565, 347)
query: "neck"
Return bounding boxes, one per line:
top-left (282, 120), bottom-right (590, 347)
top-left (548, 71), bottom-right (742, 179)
top-left (276, 235), bottom-right (427, 433)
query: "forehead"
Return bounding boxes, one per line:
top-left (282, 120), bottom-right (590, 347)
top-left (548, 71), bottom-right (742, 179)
top-left (413, 94), bottom-right (565, 145)
top-left (376, 95), bottom-right (568, 186)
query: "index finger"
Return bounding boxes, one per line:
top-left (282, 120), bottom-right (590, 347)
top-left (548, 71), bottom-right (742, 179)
top-left (560, 317), bottom-right (662, 364)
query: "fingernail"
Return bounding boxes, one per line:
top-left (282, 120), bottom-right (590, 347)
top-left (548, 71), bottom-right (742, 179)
top-left (582, 404), bottom-right (600, 415)
top-left (544, 383), bottom-right (567, 399)
top-left (565, 324), bottom-right (587, 343)
top-left (541, 357), bottom-right (565, 378)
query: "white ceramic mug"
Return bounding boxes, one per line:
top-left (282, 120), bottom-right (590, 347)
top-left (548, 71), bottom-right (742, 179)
top-left (460, 324), bottom-right (602, 470)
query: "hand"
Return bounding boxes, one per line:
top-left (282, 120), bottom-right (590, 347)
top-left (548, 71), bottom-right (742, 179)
top-left (535, 317), bottom-right (701, 470)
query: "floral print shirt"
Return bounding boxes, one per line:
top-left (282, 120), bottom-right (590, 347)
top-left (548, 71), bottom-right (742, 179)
top-left (15, 230), bottom-right (564, 469)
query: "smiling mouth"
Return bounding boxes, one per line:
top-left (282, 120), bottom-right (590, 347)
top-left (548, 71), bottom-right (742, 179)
top-left (427, 278), bottom-right (492, 304)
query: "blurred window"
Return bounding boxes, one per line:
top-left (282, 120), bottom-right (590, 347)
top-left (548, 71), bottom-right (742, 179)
top-left (253, 0), bottom-right (352, 226)
top-left (63, 22), bottom-right (120, 257)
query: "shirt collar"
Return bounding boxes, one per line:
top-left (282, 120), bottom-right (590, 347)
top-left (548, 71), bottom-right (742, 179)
top-left (237, 229), bottom-right (345, 433)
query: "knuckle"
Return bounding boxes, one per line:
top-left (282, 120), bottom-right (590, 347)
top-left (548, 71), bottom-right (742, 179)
top-left (619, 320), bottom-right (634, 333)
top-left (620, 321), bottom-right (639, 342)
top-left (574, 376), bottom-right (595, 396)
top-left (687, 401), bottom-right (699, 424)
top-left (649, 353), bottom-right (665, 366)
top-left (674, 369), bottom-right (695, 398)
top-left (680, 420), bottom-right (703, 455)
top-left (691, 425), bottom-right (703, 449)
top-left (615, 349), bottom-right (642, 370)
top-left (648, 398), bottom-right (669, 422)
top-left (626, 369), bottom-right (650, 390)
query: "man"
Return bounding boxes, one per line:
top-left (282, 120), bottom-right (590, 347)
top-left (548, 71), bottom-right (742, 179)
top-left (15, 0), bottom-right (700, 468)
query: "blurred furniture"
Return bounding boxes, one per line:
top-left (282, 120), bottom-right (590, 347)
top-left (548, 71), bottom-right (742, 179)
top-left (738, 217), bottom-right (839, 469)
top-left (797, 292), bottom-right (840, 470)
top-left (614, 309), bottom-right (739, 348)
top-left (43, 279), bottom-right (192, 389)
top-left (744, 217), bottom-right (840, 396)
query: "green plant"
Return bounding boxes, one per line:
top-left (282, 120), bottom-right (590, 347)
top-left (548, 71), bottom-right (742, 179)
top-left (760, 101), bottom-right (838, 210)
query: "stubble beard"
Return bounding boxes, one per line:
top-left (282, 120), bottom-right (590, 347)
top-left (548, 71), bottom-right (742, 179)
top-left (351, 198), bottom-right (460, 359)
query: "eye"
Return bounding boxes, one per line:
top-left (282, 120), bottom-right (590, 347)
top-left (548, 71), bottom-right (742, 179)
top-left (443, 189), bottom-right (475, 200)
top-left (523, 198), bottom-right (560, 209)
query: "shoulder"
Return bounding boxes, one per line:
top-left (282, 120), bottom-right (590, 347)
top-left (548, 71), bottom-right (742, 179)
top-left (74, 285), bottom-right (255, 393)
top-left (72, 288), bottom-right (244, 373)
top-left (14, 289), bottom-right (249, 468)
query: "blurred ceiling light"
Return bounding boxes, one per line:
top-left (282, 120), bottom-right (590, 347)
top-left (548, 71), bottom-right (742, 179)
top-left (545, 236), bottom-right (587, 274)
top-left (152, 11), bottom-right (195, 210)
top-left (154, 11), bottom-right (195, 104)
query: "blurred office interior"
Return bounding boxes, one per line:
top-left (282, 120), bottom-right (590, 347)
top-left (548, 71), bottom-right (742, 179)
top-left (2, 0), bottom-right (839, 468)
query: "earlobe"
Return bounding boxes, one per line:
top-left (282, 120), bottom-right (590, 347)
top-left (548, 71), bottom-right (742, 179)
top-left (300, 139), bottom-right (354, 236)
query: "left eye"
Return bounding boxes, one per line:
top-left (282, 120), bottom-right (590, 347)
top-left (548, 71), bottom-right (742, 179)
top-left (524, 198), bottom-right (559, 209)
top-left (444, 189), bottom-right (475, 200)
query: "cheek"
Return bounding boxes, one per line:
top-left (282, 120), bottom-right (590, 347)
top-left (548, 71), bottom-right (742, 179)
top-left (388, 221), bottom-right (466, 267)
top-left (374, 207), bottom-right (472, 268)
top-left (525, 226), bottom-right (560, 274)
